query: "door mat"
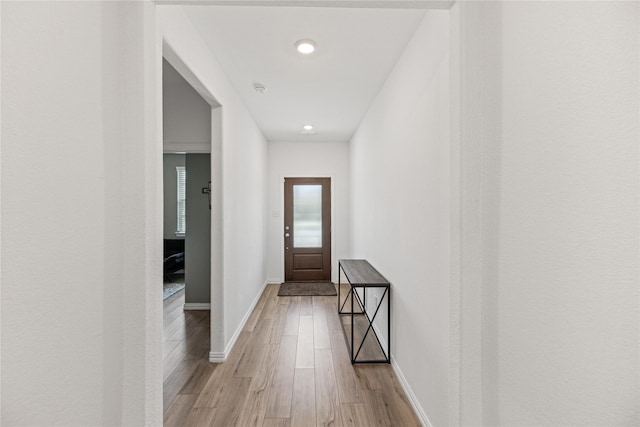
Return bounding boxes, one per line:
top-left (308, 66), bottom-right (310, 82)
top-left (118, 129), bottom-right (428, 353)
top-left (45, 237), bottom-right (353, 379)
top-left (278, 282), bottom-right (337, 296)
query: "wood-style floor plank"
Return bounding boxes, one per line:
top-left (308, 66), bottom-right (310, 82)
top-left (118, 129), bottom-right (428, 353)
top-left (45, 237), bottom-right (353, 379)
top-left (268, 302), bottom-right (288, 345)
top-left (180, 359), bottom-right (218, 395)
top-left (361, 389), bottom-right (391, 426)
top-left (164, 393), bottom-right (198, 427)
top-left (191, 356), bottom-right (230, 409)
top-left (299, 295), bottom-right (313, 316)
top-left (164, 309), bottom-right (206, 343)
top-left (353, 364), bottom-right (383, 391)
top-left (164, 313), bottom-right (209, 382)
top-left (290, 368), bottom-right (316, 426)
top-left (312, 297), bottom-right (331, 349)
top-left (164, 302), bottom-right (186, 329)
top-left (282, 299), bottom-right (301, 336)
top-left (265, 334), bottom-right (297, 419)
top-left (182, 407), bottom-right (217, 427)
top-left (329, 329), bottom-right (363, 404)
top-left (236, 343), bottom-right (279, 427)
top-left (207, 376), bottom-right (252, 426)
top-left (324, 297), bottom-right (343, 330)
top-left (376, 366), bottom-right (423, 426)
top-left (163, 284), bottom-right (421, 426)
top-left (163, 338), bottom-right (182, 360)
top-left (235, 318), bottom-right (273, 378)
top-left (295, 316), bottom-right (314, 369)
top-left (340, 402), bottom-right (378, 427)
top-left (261, 419), bottom-right (291, 427)
top-left (245, 285), bottom-right (272, 332)
top-left (314, 348), bottom-right (344, 427)
top-left (164, 358), bottom-right (201, 409)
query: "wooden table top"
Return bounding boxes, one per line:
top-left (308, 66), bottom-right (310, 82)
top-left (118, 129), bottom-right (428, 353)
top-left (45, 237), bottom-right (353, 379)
top-left (339, 259), bottom-right (389, 286)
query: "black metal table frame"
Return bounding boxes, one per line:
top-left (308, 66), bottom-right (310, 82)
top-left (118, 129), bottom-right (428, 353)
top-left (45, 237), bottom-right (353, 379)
top-left (337, 261), bottom-right (390, 364)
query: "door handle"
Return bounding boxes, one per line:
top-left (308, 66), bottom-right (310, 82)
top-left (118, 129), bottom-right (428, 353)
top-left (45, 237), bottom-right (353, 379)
top-left (285, 233), bottom-right (290, 237)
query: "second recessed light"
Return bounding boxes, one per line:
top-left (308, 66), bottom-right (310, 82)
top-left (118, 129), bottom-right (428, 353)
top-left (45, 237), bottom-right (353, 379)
top-left (295, 39), bottom-right (317, 55)
top-left (301, 124), bottom-right (316, 135)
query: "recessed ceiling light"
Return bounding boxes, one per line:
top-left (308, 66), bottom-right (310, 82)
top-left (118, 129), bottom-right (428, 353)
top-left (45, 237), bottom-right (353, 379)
top-left (295, 39), bottom-right (317, 55)
top-left (300, 124), bottom-right (316, 135)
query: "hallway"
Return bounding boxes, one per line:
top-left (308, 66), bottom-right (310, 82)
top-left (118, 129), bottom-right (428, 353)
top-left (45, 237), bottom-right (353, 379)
top-left (2, 2), bottom-right (638, 425)
top-left (163, 285), bottom-right (421, 426)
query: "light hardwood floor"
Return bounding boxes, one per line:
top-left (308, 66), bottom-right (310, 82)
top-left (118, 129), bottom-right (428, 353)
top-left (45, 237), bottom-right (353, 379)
top-left (163, 284), bottom-right (421, 426)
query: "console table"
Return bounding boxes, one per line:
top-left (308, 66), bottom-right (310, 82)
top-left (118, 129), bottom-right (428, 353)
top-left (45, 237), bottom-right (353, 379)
top-left (338, 259), bottom-right (390, 364)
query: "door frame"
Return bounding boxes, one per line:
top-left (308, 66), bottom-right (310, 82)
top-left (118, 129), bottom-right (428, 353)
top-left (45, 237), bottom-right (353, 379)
top-left (283, 177), bottom-right (331, 282)
top-left (279, 173), bottom-right (336, 283)
top-left (162, 44), bottom-right (225, 361)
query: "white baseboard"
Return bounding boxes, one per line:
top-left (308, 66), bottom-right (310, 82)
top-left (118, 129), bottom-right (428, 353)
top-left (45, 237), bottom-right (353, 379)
top-left (208, 351), bottom-right (225, 363)
top-left (208, 280), bottom-right (269, 363)
top-left (183, 303), bottom-right (211, 311)
top-left (391, 356), bottom-right (433, 427)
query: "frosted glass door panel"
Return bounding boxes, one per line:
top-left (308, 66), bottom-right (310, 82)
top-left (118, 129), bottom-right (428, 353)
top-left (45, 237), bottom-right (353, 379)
top-left (293, 184), bottom-right (322, 248)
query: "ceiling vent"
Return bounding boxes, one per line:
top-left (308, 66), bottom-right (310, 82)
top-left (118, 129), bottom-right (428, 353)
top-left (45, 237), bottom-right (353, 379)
top-left (252, 82), bottom-right (267, 94)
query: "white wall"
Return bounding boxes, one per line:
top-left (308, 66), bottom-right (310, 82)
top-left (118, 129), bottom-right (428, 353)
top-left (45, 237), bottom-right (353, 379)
top-left (163, 59), bottom-right (212, 153)
top-left (1, 2), bottom-right (161, 425)
top-left (350, 10), bottom-right (450, 426)
top-left (498, 2), bottom-right (637, 425)
top-left (452, 1), bottom-right (639, 425)
top-left (267, 141), bottom-right (350, 283)
top-left (448, 2), bottom-right (500, 423)
top-left (185, 154), bottom-right (212, 305)
top-left (0, 2), bottom-right (3, 422)
top-left (160, 7), bottom-right (268, 355)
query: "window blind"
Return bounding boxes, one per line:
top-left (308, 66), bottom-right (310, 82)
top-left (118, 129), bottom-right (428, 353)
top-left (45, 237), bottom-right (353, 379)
top-left (176, 166), bottom-right (186, 234)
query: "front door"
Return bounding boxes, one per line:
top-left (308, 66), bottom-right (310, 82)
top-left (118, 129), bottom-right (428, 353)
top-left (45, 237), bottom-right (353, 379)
top-left (284, 177), bottom-right (331, 282)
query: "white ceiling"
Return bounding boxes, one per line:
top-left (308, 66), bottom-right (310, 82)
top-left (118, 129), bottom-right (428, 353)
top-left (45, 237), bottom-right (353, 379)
top-left (182, 6), bottom-right (425, 141)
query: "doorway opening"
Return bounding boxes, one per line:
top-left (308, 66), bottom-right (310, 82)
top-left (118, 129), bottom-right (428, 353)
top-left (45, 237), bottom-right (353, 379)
top-left (162, 53), bottom-right (222, 408)
top-left (162, 58), bottom-right (212, 308)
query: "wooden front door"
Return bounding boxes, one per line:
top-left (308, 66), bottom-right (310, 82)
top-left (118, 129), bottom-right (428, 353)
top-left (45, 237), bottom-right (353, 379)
top-left (284, 178), bottom-right (331, 282)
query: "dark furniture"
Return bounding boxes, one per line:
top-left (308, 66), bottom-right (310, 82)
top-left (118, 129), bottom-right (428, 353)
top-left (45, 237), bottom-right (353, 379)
top-left (163, 239), bottom-right (184, 281)
top-left (338, 259), bottom-right (391, 364)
